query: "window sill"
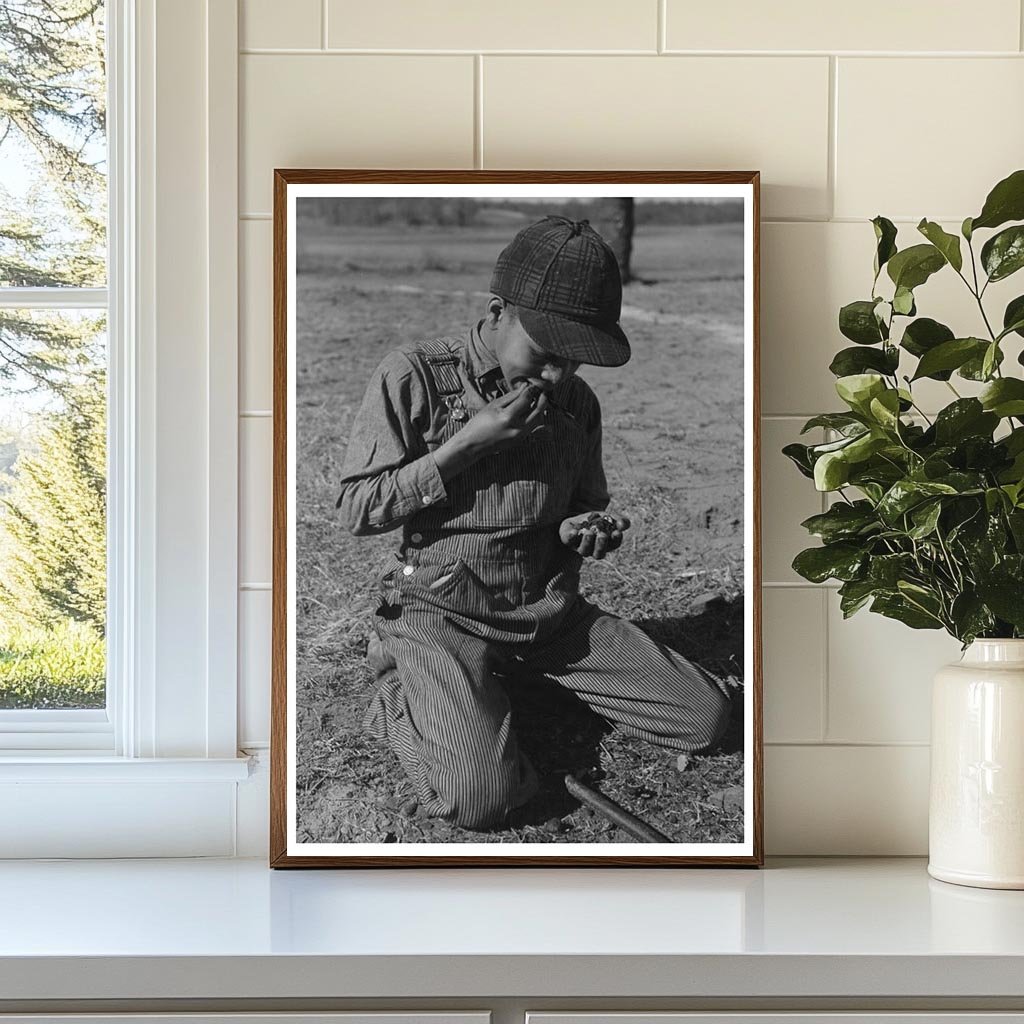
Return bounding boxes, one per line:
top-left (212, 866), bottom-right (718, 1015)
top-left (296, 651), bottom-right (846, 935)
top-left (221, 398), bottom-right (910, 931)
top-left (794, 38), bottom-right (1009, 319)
top-left (0, 755), bottom-right (255, 857)
top-left (0, 755), bottom-right (252, 782)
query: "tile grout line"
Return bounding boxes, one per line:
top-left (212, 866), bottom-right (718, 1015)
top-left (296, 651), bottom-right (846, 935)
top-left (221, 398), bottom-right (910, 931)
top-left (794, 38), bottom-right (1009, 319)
top-left (474, 55), bottom-right (484, 170)
top-left (827, 55), bottom-right (838, 221)
top-left (237, 47), bottom-right (1024, 57)
top-left (819, 426), bottom-right (832, 742)
top-left (820, 587), bottom-right (831, 743)
top-left (242, 215), bottom-right (968, 226)
top-left (321, 0), bottom-right (328, 50)
top-left (657, 0), bottom-right (666, 54)
top-left (766, 741), bottom-right (931, 748)
top-left (1020, 0), bottom-right (1024, 50)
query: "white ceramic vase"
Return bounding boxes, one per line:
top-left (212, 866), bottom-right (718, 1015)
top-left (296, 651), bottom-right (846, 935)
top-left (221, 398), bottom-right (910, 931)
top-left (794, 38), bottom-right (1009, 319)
top-left (929, 639), bottom-right (1024, 889)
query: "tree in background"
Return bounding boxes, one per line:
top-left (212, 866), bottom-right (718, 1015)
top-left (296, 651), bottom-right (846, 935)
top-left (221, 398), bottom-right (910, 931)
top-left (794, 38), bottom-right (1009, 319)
top-left (0, 0), bottom-right (107, 685)
top-left (0, 0), bottom-right (106, 397)
top-left (601, 198), bottom-right (635, 285)
top-left (0, 367), bottom-right (105, 633)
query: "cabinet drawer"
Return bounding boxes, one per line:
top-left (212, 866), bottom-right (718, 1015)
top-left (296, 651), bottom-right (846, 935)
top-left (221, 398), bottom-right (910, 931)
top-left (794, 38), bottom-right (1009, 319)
top-left (528, 1016), bottom-right (1024, 1024)
top-left (0, 1015), bottom-right (490, 1024)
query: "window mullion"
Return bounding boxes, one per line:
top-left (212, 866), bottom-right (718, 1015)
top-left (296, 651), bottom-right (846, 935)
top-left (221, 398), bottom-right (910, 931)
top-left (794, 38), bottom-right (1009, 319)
top-left (0, 287), bottom-right (108, 310)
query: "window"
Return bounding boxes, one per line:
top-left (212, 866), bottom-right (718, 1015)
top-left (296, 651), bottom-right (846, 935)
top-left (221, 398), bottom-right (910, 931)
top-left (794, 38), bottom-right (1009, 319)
top-left (0, 0), bottom-right (110, 747)
top-left (0, 0), bottom-right (246, 857)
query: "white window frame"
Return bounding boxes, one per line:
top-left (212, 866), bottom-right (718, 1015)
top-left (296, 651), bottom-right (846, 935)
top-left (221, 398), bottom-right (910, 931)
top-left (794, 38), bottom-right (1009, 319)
top-left (0, 0), bottom-right (249, 857)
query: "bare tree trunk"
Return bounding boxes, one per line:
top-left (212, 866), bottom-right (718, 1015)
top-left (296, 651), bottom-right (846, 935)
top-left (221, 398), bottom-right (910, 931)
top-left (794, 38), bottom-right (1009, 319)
top-left (604, 197), bottom-right (634, 285)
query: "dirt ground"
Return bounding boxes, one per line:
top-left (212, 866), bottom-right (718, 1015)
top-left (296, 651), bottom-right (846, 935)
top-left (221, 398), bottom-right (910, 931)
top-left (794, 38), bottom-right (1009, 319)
top-left (293, 216), bottom-right (747, 845)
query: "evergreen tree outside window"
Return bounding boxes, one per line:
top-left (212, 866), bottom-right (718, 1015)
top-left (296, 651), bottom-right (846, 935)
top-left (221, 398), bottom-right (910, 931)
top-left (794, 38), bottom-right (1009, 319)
top-left (0, 1), bottom-right (107, 710)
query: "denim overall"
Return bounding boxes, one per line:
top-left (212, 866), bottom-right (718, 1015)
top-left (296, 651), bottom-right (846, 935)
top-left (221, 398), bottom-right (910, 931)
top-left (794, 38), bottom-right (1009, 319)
top-left (363, 338), bottom-right (731, 829)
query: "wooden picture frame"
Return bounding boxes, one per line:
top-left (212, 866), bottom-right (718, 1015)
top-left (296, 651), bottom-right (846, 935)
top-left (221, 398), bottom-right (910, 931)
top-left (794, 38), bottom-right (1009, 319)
top-left (271, 171), bottom-right (762, 867)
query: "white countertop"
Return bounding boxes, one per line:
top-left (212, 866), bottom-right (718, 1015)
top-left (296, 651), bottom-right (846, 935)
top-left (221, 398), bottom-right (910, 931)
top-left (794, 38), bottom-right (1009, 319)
top-left (1, 857), bottom-right (1024, 1001)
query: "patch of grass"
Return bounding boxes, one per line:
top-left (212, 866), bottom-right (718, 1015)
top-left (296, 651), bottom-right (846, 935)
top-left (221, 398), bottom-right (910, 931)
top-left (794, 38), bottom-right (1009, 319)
top-left (0, 619), bottom-right (105, 709)
top-left (293, 220), bottom-right (748, 846)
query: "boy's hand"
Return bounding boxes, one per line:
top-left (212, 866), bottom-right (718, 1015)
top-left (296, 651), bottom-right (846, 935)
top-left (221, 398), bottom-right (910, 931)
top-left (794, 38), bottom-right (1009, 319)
top-left (457, 384), bottom-right (548, 455)
top-left (559, 511), bottom-right (630, 559)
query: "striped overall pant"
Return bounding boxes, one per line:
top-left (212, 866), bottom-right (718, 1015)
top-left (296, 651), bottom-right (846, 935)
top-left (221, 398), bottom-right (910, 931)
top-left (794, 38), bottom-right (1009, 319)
top-left (362, 425), bottom-right (731, 830)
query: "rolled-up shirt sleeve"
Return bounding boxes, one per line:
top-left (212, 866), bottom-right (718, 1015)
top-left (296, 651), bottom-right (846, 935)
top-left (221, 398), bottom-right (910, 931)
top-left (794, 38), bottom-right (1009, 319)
top-left (569, 393), bottom-right (610, 515)
top-left (336, 351), bottom-right (448, 535)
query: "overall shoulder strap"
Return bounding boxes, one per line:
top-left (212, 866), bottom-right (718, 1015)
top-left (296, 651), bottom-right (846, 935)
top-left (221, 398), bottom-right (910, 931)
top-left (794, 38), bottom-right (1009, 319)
top-left (416, 338), bottom-right (464, 398)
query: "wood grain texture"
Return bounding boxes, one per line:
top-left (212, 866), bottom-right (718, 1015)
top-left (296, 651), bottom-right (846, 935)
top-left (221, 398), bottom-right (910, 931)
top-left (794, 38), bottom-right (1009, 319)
top-left (270, 169), bottom-right (762, 868)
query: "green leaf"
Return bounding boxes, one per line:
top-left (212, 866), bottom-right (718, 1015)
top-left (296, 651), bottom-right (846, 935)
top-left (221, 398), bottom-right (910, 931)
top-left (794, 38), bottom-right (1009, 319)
top-left (868, 389), bottom-right (902, 430)
top-left (933, 470), bottom-right (987, 494)
top-left (877, 479), bottom-right (958, 524)
top-left (829, 345), bottom-right (899, 378)
top-left (845, 432), bottom-right (888, 466)
top-left (1003, 295), bottom-right (1024, 339)
top-left (1006, 428), bottom-right (1024, 457)
top-left (800, 501), bottom-right (879, 543)
top-left (933, 399), bottom-right (999, 445)
top-left (980, 378), bottom-right (1024, 418)
top-left (962, 216), bottom-right (974, 241)
top-left (959, 344), bottom-right (1004, 381)
top-left (792, 543), bottom-right (866, 584)
top-left (976, 578), bottom-right (1024, 629)
top-left (849, 456), bottom-right (908, 489)
top-left (809, 433), bottom-right (866, 456)
top-left (908, 500), bottom-right (943, 539)
top-left (911, 338), bottom-right (988, 381)
top-left (839, 300), bottom-right (887, 345)
top-left (814, 451), bottom-right (851, 491)
top-left (856, 482), bottom-right (885, 504)
top-left (900, 317), bottom-right (955, 362)
top-left (872, 216), bottom-right (898, 277)
top-left (917, 219), bottom-right (963, 272)
top-left (971, 168), bottom-right (1024, 232)
top-left (950, 593), bottom-right (995, 644)
top-left (981, 341), bottom-right (1001, 381)
top-left (1008, 508), bottom-right (1024, 549)
top-left (871, 594), bottom-right (943, 630)
top-left (981, 225), bottom-right (1024, 282)
top-left (948, 501), bottom-right (1005, 573)
top-left (835, 373), bottom-right (887, 413)
top-left (838, 579), bottom-right (879, 618)
top-left (868, 553), bottom-right (915, 587)
top-left (892, 286), bottom-right (916, 316)
top-left (887, 244), bottom-right (946, 291)
top-left (800, 413), bottom-right (866, 435)
top-left (782, 442), bottom-right (815, 479)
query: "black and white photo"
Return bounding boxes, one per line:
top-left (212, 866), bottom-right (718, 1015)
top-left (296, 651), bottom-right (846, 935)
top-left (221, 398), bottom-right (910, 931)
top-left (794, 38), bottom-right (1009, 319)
top-left (272, 173), bottom-right (762, 867)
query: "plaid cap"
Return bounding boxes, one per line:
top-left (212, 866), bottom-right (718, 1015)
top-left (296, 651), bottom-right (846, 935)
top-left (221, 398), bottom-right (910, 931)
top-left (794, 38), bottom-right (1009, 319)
top-left (489, 215), bottom-right (631, 367)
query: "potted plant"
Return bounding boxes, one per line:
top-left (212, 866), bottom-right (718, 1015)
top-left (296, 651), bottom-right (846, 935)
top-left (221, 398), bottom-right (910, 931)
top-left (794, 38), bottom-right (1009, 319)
top-left (784, 169), bottom-right (1024, 889)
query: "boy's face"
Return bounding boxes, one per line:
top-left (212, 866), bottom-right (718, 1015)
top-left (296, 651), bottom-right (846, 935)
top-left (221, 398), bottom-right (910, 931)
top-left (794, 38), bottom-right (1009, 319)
top-left (489, 299), bottom-right (581, 392)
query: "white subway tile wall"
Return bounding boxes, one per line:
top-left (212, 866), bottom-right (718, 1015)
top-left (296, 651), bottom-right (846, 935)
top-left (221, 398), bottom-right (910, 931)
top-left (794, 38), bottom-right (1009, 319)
top-left (240, 220), bottom-right (273, 412)
top-left (241, 0), bottom-right (321, 50)
top-left (236, 0), bottom-right (1024, 852)
top-left (326, 0), bottom-right (659, 52)
top-left (664, 0), bottom-right (1021, 53)
top-left (240, 55), bottom-right (475, 213)
top-left (239, 591), bottom-right (272, 749)
top-left (483, 56), bottom-right (831, 220)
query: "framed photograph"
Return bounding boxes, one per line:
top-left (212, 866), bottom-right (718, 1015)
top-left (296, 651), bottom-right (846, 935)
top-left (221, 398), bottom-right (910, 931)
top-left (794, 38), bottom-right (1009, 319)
top-left (270, 171), bottom-right (762, 867)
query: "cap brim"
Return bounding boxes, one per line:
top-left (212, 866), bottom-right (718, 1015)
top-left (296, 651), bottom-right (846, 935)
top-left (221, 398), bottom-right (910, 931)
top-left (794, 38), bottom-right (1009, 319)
top-left (517, 307), bottom-right (631, 368)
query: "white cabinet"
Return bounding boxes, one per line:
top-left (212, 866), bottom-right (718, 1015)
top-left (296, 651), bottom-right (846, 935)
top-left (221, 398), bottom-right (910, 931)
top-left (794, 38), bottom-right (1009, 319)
top-left (0, 1017), bottom-right (489, 1024)
top-left (527, 1017), bottom-right (1024, 1024)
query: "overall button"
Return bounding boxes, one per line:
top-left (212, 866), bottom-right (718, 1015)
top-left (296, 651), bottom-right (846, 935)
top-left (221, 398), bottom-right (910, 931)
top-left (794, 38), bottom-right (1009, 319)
top-left (402, 565), bottom-right (415, 576)
top-left (421, 495), bottom-right (433, 505)
top-left (410, 533), bottom-right (423, 543)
